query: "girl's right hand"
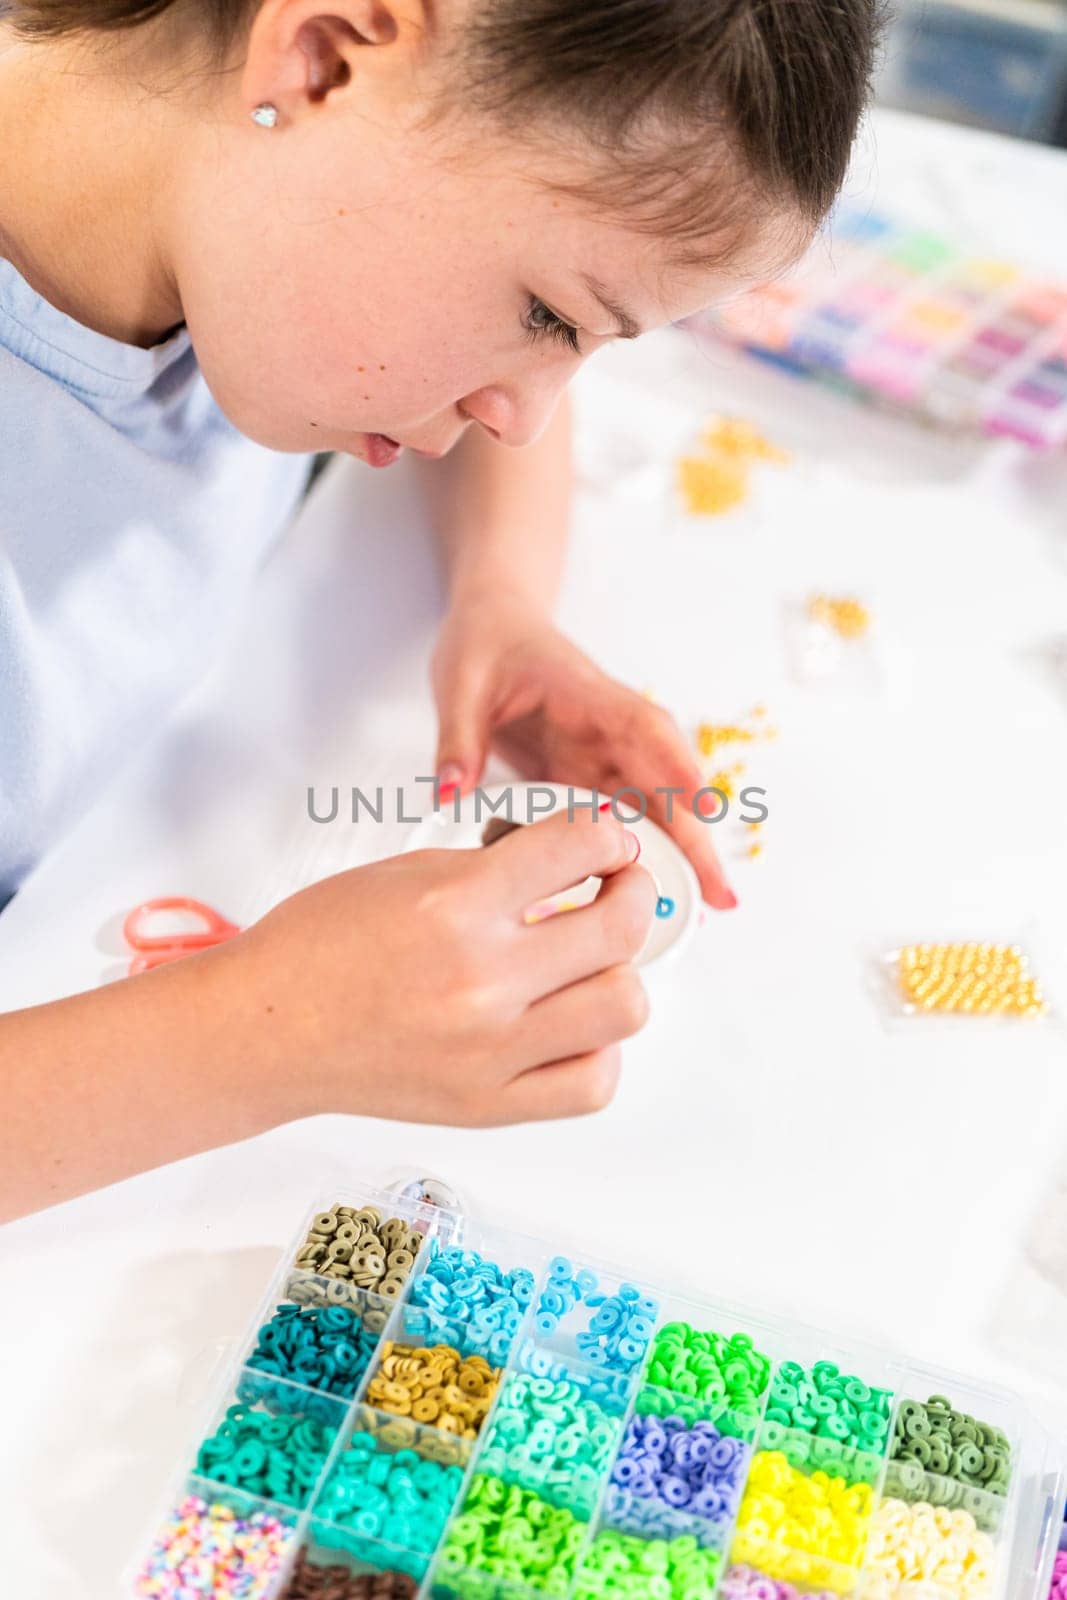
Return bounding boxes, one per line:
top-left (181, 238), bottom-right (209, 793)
top-left (228, 807), bottom-right (656, 1126)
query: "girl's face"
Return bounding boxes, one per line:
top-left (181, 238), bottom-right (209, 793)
top-left (168, 10), bottom-right (798, 467)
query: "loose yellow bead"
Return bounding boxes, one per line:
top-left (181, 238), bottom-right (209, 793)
top-left (701, 415), bottom-right (791, 465)
top-left (696, 721), bottom-right (757, 758)
top-left (677, 452), bottom-right (748, 516)
top-left (807, 594), bottom-right (871, 639)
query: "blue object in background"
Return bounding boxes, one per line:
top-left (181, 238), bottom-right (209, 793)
top-left (878, 0), bottom-right (1067, 146)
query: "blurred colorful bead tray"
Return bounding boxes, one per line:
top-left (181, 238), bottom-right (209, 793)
top-left (686, 203), bottom-right (1067, 450)
top-left (130, 1182), bottom-right (1065, 1600)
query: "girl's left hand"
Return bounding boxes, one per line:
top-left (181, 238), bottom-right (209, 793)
top-left (432, 594), bottom-right (737, 910)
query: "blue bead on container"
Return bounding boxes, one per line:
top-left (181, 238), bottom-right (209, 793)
top-left (532, 1266), bottom-right (660, 1382)
top-left (406, 1239), bottom-right (536, 1364)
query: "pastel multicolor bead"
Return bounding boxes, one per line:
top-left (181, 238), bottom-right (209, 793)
top-left (862, 1498), bottom-right (996, 1600)
top-left (135, 1494), bottom-right (296, 1599)
top-left (573, 1529), bottom-right (722, 1600)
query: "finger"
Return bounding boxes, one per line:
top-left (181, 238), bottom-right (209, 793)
top-left (620, 709), bottom-right (737, 910)
top-left (512, 962), bottom-right (650, 1068)
top-left (656, 792), bottom-right (735, 909)
top-left (516, 860), bottom-right (658, 998)
top-left (502, 1046), bottom-right (622, 1123)
top-left (480, 805), bottom-right (640, 913)
top-left (433, 665), bottom-right (492, 797)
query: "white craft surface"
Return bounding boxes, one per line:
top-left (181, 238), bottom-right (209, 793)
top-left (3, 111), bottom-right (1067, 1596)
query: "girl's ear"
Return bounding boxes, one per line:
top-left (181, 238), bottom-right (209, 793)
top-left (243, 0), bottom-right (420, 122)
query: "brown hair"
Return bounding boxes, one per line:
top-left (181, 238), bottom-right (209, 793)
top-left (10, 0), bottom-right (881, 248)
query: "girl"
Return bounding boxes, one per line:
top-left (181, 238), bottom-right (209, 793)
top-left (0, 0), bottom-right (878, 1219)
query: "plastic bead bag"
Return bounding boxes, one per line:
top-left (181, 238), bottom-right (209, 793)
top-left (869, 926), bottom-right (1063, 1031)
top-left (785, 591), bottom-right (886, 696)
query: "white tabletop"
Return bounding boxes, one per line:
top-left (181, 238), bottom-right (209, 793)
top-left (4, 109), bottom-right (1067, 1597)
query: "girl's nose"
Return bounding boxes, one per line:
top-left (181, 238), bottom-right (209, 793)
top-left (460, 371), bottom-right (572, 448)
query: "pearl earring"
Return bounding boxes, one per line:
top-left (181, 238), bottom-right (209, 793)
top-left (251, 103), bottom-right (278, 129)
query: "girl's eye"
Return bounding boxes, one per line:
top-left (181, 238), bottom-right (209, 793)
top-left (524, 296), bottom-right (581, 354)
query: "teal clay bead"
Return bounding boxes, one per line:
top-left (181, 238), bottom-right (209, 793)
top-left (761, 1359), bottom-right (893, 1487)
top-left (197, 1404), bottom-right (337, 1510)
top-left (314, 1430), bottom-right (466, 1554)
top-left (476, 1372), bottom-right (621, 1517)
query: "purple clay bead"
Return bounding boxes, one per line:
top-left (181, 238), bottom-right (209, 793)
top-left (684, 1434), bottom-right (712, 1465)
top-left (691, 1487), bottom-right (727, 1522)
top-left (613, 1457), bottom-right (639, 1485)
top-left (604, 1486), bottom-right (630, 1518)
top-left (710, 1436), bottom-right (740, 1468)
top-left (661, 1475), bottom-right (691, 1508)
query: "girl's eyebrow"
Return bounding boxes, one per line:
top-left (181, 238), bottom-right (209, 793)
top-left (581, 274), bottom-right (642, 340)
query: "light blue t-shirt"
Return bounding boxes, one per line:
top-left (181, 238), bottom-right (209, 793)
top-left (0, 258), bottom-right (310, 903)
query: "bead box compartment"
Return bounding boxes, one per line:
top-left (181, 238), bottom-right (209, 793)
top-left (131, 1181), bottom-right (1063, 1600)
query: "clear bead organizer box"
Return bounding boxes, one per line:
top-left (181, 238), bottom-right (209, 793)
top-left (129, 1180), bottom-right (1066, 1600)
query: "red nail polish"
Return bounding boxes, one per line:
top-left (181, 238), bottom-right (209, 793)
top-left (598, 799), bottom-right (613, 813)
top-left (438, 781), bottom-right (459, 800)
top-left (722, 889), bottom-right (738, 909)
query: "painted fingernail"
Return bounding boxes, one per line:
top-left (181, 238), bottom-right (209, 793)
top-left (624, 829), bottom-right (641, 862)
top-left (598, 798), bottom-right (613, 813)
top-left (722, 888), bottom-right (738, 909)
top-left (436, 762), bottom-right (464, 802)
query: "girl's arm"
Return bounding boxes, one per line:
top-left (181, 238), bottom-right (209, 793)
top-left (0, 811), bottom-right (653, 1221)
top-left (417, 392), bottom-right (573, 626)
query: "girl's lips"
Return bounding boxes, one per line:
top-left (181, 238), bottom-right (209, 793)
top-left (362, 433), bottom-right (404, 468)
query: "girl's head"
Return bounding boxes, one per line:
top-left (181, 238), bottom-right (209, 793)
top-left (10, 0), bottom-right (880, 463)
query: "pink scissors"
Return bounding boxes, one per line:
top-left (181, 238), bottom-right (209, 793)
top-left (123, 896), bottom-right (241, 976)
